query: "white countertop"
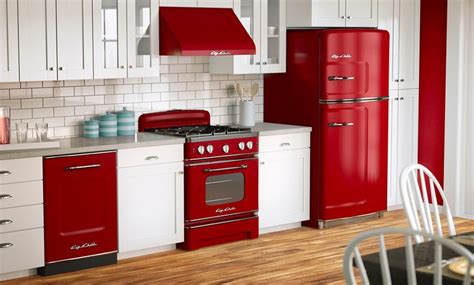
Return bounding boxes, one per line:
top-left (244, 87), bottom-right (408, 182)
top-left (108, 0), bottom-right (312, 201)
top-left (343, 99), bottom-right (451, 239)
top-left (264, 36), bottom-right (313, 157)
top-left (0, 123), bottom-right (311, 160)
top-left (252, 122), bottom-right (312, 136)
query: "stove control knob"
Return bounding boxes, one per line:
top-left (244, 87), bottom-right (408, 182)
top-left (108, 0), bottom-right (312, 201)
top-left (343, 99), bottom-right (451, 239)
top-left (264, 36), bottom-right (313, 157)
top-left (222, 144), bottom-right (230, 154)
top-left (197, 146), bottom-right (205, 155)
top-left (206, 145), bottom-right (214, 154)
top-left (246, 141), bottom-right (254, 150)
top-left (238, 142), bottom-right (245, 151)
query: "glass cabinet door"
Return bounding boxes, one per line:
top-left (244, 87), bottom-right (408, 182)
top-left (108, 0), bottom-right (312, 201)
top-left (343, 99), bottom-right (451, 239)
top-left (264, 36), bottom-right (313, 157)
top-left (127, 0), bottom-right (160, 78)
top-left (261, 0), bottom-right (286, 73)
top-left (93, 0), bottom-right (127, 79)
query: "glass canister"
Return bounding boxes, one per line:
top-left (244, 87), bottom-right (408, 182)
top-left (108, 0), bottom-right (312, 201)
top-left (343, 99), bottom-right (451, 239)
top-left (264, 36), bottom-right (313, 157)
top-left (116, 107), bottom-right (135, 136)
top-left (0, 107), bottom-right (10, 144)
top-left (99, 112), bottom-right (118, 137)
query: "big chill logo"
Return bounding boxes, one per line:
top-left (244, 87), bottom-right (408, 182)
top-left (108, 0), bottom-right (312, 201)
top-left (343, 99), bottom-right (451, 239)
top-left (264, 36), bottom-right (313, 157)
top-left (216, 206), bottom-right (236, 214)
top-left (331, 53), bottom-right (352, 59)
top-left (70, 242), bottom-right (98, 251)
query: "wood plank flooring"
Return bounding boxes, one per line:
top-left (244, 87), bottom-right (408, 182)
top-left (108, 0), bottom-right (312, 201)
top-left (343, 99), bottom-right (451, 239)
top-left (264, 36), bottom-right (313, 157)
top-left (4, 210), bottom-right (474, 284)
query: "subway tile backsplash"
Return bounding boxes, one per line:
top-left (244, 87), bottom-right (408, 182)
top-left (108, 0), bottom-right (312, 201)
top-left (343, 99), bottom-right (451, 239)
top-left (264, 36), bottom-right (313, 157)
top-left (0, 56), bottom-right (264, 140)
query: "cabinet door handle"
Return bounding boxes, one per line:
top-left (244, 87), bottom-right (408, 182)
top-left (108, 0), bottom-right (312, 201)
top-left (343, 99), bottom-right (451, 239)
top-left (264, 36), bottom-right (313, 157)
top-left (0, 194), bottom-right (12, 200)
top-left (395, 79), bottom-right (399, 82)
top-left (347, 16), bottom-right (352, 19)
top-left (400, 79), bottom-right (405, 82)
top-left (256, 62), bottom-right (261, 65)
top-left (0, 219), bottom-right (13, 225)
top-left (49, 67), bottom-right (55, 71)
top-left (0, 243), bottom-right (13, 249)
top-left (280, 143), bottom-right (291, 147)
top-left (58, 67), bottom-right (63, 71)
top-left (0, 171), bottom-right (12, 176)
top-left (341, 16), bottom-right (346, 19)
top-left (400, 97), bottom-right (405, 100)
top-left (263, 62), bottom-right (268, 65)
top-left (328, 76), bottom-right (355, 81)
top-left (145, 156), bottom-right (159, 161)
top-left (65, 164), bottom-right (101, 171)
top-left (260, 162), bottom-right (265, 165)
top-left (129, 65), bottom-right (133, 69)
top-left (328, 122), bottom-right (354, 128)
top-left (120, 65), bottom-right (125, 69)
top-left (204, 164), bottom-right (248, 173)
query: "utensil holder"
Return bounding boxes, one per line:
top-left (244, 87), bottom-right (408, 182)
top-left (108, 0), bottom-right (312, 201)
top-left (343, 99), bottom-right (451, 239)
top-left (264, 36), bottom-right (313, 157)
top-left (239, 100), bottom-right (255, 127)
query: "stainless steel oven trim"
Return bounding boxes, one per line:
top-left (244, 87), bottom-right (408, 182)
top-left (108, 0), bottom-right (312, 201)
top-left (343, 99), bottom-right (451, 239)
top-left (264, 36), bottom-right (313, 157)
top-left (185, 153), bottom-right (258, 162)
top-left (186, 132), bottom-right (258, 143)
top-left (186, 210), bottom-right (258, 223)
top-left (185, 156), bottom-right (258, 167)
top-left (186, 215), bottom-right (258, 230)
top-left (319, 96), bottom-right (389, 105)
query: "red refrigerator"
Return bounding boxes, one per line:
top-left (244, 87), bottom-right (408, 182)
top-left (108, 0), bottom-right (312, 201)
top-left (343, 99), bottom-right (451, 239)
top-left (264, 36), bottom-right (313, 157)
top-left (264, 29), bottom-right (389, 228)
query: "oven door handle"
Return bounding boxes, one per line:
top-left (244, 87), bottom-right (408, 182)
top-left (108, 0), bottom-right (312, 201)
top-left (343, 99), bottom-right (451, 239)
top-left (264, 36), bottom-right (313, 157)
top-left (203, 164), bottom-right (248, 173)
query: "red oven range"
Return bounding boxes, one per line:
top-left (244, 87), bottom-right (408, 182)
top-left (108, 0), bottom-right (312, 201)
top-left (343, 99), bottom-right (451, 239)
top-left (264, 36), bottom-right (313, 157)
top-left (139, 110), bottom-right (259, 250)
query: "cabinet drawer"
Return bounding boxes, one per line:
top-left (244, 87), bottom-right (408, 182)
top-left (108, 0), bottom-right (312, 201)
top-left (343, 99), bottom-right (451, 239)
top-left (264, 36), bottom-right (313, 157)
top-left (0, 228), bottom-right (45, 274)
top-left (0, 157), bottom-right (42, 185)
top-left (0, 205), bottom-right (43, 234)
top-left (259, 133), bottom-right (310, 153)
top-left (0, 181), bottom-right (43, 209)
top-left (118, 145), bottom-right (183, 168)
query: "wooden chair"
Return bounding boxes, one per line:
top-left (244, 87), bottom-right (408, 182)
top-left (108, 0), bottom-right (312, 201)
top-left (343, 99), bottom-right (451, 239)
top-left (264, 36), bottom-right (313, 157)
top-left (400, 163), bottom-right (456, 243)
top-left (343, 227), bottom-right (474, 285)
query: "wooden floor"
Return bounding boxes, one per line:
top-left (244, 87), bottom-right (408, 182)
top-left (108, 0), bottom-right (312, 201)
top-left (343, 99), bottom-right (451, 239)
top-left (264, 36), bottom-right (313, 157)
top-left (4, 210), bottom-right (474, 284)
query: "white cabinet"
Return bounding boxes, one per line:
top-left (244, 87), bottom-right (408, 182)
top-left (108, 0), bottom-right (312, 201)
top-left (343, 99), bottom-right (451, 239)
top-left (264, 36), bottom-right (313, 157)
top-left (0, 0), bottom-right (19, 83)
top-left (94, 0), bottom-right (160, 79)
top-left (118, 146), bottom-right (184, 254)
top-left (258, 132), bottom-right (310, 231)
top-left (197, 0), bottom-right (233, 7)
top-left (18, 0), bottom-right (93, 82)
top-left (160, 0), bottom-right (197, 6)
top-left (209, 0), bottom-right (286, 74)
top-left (388, 89), bottom-right (419, 207)
top-left (287, 0), bottom-right (377, 28)
top-left (379, 0), bottom-right (420, 90)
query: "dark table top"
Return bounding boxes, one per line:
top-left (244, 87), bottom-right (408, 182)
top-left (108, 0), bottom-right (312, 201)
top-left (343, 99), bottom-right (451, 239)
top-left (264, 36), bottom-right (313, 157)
top-left (362, 232), bottom-right (474, 285)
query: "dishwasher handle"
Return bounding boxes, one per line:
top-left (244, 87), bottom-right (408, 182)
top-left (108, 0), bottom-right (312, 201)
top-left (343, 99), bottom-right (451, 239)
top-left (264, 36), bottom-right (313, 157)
top-left (65, 164), bottom-right (102, 171)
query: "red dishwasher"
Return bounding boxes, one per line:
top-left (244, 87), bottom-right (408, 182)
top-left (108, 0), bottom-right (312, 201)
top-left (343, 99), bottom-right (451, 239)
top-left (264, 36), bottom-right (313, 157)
top-left (40, 152), bottom-right (118, 276)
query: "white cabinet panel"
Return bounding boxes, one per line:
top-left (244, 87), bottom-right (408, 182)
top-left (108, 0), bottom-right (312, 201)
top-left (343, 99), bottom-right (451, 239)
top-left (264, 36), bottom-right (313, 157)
top-left (261, 0), bottom-right (286, 73)
top-left (259, 148), bottom-right (310, 229)
top-left (0, 0), bottom-right (19, 83)
top-left (259, 132), bottom-right (310, 153)
top-left (311, 0), bottom-right (346, 27)
top-left (346, 0), bottom-right (377, 27)
top-left (378, 0), bottom-right (399, 90)
top-left (18, 0), bottom-right (57, 82)
top-left (0, 157), bottom-right (42, 185)
top-left (0, 205), bottom-right (43, 234)
top-left (93, 0), bottom-right (128, 79)
top-left (198, 0), bottom-right (233, 7)
top-left (0, 181), bottom-right (43, 210)
top-left (118, 162), bottom-right (184, 253)
top-left (160, 0), bottom-right (197, 7)
top-left (398, 0), bottom-right (420, 89)
top-left (56, 0), bottom-right (93, 80)
top-left (0, 228), bottom-right (44, 274)
top-left (117, 144), bottom-right (183, 168)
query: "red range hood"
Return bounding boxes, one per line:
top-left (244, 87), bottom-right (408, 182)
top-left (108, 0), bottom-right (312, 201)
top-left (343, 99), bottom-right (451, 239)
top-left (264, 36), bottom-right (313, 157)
top-left (160, 7), bottom-right (256, 56)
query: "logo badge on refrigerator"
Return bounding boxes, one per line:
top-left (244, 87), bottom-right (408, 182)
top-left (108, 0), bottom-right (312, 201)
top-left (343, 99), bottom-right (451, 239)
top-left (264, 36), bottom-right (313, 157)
top-left (331, 54), bottom-right (352, 59)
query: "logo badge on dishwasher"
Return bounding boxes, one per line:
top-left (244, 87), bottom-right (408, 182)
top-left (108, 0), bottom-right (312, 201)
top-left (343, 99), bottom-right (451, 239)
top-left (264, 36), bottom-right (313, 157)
top-left (70, 242), bottom-right (98, 250)
top-left (216, 207), bottom-right (236, 214)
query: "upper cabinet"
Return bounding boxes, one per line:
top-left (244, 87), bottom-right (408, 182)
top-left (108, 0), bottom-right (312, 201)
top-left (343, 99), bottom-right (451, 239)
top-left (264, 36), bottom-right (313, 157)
top-left (18, 0), bottom-right (94, 82)
top-left (379, 0), bottom-right (420, 90)
top-left (197, 0), bottom-right (233, 7)
top-left (93, 0), bottom-right (160, 79)
top-left (0, 0), bottom-right (19, 83)
top-left (210, 0), bottom-right (286, 74)
top-left (287, 0), bottom-right (377, 28)
top-left (160, 0), bottom-right (197, 6)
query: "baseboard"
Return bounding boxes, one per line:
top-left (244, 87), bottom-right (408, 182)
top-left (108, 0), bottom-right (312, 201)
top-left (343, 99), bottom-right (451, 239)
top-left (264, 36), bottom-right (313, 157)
top-left (388, 204), bottom-right (403, 211)
top-left (118, 244), bottom-right (176, 260)
top-left (0, 269), bottom-right (37, 281)
top-left (259, 222), bottom-right (302, 234)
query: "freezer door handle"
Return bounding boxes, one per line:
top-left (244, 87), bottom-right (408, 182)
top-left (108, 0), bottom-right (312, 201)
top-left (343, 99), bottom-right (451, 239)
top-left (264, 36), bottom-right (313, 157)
top-left (328, 122), bottom-right (354, 128)
top-left (328, 76), bottom-right (355, 81)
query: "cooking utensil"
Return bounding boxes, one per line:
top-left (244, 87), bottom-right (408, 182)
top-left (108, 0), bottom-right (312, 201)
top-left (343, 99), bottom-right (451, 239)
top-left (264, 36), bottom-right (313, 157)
top-left (250, 83), bottom-right (259, 101)
top-left (235, 83), bottom-right (244, 101)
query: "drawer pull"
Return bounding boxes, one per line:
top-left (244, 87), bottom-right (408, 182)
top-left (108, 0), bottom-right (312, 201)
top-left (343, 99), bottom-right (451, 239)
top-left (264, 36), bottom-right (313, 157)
top-left (0, 242), bottom-right (13, 249)
top-left (0, 219), bottom-right (12, 225)
top-left (280, 143), bottom-right (291, 147)
top-left (0, 194), bottom-right (12, 200)
top-left (0, 171), bottom-right (12, 176)
top-left (145, 156), bottom-right (159, 161)
top-left (204, 164), bottom-right (248, 173)
top-left (65, 164), bottom-right (101, 171)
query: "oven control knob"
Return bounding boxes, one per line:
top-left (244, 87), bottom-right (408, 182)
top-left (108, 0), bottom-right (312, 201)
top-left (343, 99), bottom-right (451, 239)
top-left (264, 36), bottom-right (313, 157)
top-left (246, 141), bottom-right (254, 150)
top-left (206, 145), bottom-right (214, 154)
top-left (238, 142), bottom-right (245, 151)
top-left (197, 146), bottom-right (205, 155)
top-left (222, 144), bottom-right (230, 153)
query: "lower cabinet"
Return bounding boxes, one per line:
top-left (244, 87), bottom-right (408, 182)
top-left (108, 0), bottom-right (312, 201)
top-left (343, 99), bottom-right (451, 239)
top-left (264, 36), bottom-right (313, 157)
top-left (118, 147), bottom-right (184, 253)
top-left (258, 133), bottom-right (310, 230)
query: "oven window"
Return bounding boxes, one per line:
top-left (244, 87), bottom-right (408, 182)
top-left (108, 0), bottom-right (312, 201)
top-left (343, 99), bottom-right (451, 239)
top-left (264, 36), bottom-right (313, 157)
top-left (206, 174), bottom-right (245, 205)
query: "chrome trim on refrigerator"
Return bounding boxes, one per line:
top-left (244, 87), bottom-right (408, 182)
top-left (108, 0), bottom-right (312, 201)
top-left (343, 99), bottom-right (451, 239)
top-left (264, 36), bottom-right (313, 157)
top-left (319, 96), bottom-right (389, 105)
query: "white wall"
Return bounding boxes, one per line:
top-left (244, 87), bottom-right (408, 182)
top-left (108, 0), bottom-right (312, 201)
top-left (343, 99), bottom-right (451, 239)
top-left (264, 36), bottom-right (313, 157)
top-left (0, 56), bottom-right (264, 140)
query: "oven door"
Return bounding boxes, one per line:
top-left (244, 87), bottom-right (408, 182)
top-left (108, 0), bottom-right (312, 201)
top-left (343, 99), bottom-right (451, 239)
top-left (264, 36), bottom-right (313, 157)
top-left (185, 157), bottom-right (258, 222)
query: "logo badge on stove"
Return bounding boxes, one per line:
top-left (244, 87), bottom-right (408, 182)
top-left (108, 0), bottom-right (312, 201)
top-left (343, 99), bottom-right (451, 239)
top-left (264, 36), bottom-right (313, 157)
top-left (216, 207), bottom-right (236, 214)
top-left (70, 242), bottom-right (98, 250)
top-left (331, 53), bottom-right (352, 59)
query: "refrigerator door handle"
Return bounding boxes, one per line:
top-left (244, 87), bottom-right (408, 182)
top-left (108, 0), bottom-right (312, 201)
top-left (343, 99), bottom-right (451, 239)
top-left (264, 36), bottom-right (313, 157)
top-left (328, 76), bottom-right (355, 81)
top-left (328, 122), bottom-right (354, 128)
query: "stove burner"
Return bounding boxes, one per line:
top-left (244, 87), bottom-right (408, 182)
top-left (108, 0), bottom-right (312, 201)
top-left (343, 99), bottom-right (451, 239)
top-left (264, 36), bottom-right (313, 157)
top-left (153, 125), bottom-right (252, 138)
